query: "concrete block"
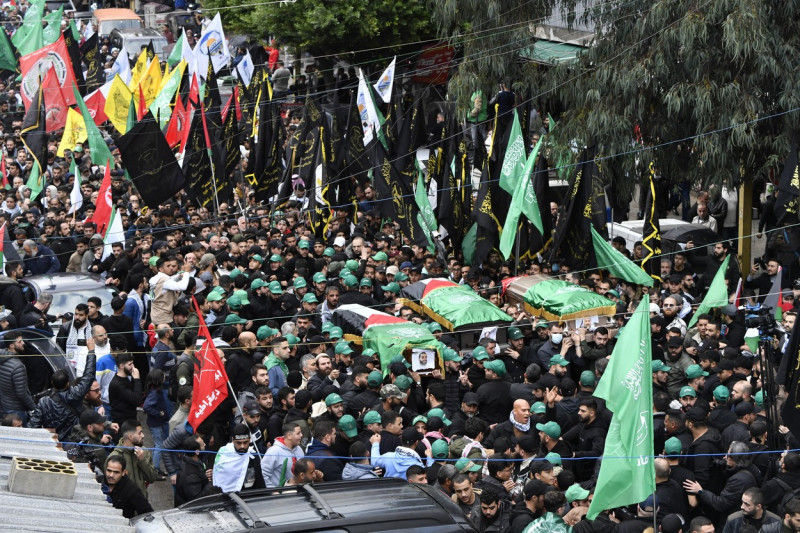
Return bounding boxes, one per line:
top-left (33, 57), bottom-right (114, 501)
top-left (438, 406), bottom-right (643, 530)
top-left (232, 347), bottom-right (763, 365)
top-left (8, 456), bottom-right (78, 499)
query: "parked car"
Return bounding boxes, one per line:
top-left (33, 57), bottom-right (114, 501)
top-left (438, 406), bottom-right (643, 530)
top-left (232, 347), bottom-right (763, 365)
top-left (92, 8), bottom-right (144, 38)
top-left (109, 28), bottom-right (170, 61)
top-left (133, 478), bottom-right (478, 533)
top-left (0, 328), bottom-right (74, 400)
top-left (19, 273), bottom-right (118, 329)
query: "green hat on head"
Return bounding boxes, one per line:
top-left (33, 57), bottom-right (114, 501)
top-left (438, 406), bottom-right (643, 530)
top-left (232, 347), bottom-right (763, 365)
top-left (579, 371), bottom-right (596, 387)
top-left (293, 277), bottom-right (307, 289)
top-left (371, 251), bottom-right (388, 262)
top-left (361, 348), bottom-right (377, 358)
top-left (412, 414), bottom-right (427, 426)
top-left (565, 484), bottom-right (589, 503)
top-left (345, 259), bottom-right (359, 272)
top-left (652, 360), bottom-right (671, 373)
top-left (229, 268), bottom-right (242, 279)
top-left (426, 407), bottom-right (451, 426)
top-left (338, 415), bottom-right (358, 438)
top-left (381, 282), bottom-right (401, 294)
top-left (251, 278), bottom-right (266, 290)
top-left (339, 268), bottom-right (352, 279)
top-left (269, 254), bottom-right (282, 263)
top-left (394, 272), bottom-right (409, 282)
top-left (363, 411), bottom-right (381, 425)
top-left (325, 393), bottom-right (343, 406)
top-left (531, 402), bottom-right (547, 414)
top-left (323, 247), bottom-right (335, 257)
top-left (360, 278), bottom-right (373, 288)
top-left (233, 289), bottom-right (250, 306)
top-left (431, 440), bottom-right (449, 459)
top-left (211, 286), bottom-right (226, 295)
top-left (536, 421), bottom-right (562, 438)
top-left (251, 254), bottom-right (264, 263)
top-left (455, 458), bottom-right (482, 473)
top-left (329, 326), bottom-right (343, 340)
top-left (226, 294), bottom-right (242, 310)
top-left (442, 347), bottom-right (462, 362)
top-left (298, 239), bottom-right (310, 249)
top-left (313, 272), bottom-right (327, 283)
top-left (206, 291), bottom-right (223, 302)
top-left (685, 364), bottom-right (709, 379)
top-left (549, 355), bottom-right (570, 367)
top-left (256, 325), bottom-right (276, 341)
top-left (484, 359), bottom-right (506, 376)
top-left (285, 334), bottom-right (300, 347)
top-left (755, 391), bottom-right (764, 407)
top-left (224, 313), bottom-right (246, 325)
top-left (427, 322), bottom-right (442, 333)
top-left (302, 293), bottom-right (319, 304)
top-left (679, 385), bottom-right (697, 398)
top-left (390, 354), bottom-right (411, 368)
top-left (149, 256), bottom-right (159, 267)
top-left (335, 342), bottom-right (353, 355)
top-left (367, 370), bottom-right (383, 387)
top-left (713, 385), bottom-right (730, 401)
top-left (344, 274), bottom-right (359, 288)
top-left (395, 374), bottom-right (413, 391)
top-left (545, 452), bottom-right (563, 467)
top-left (268, 281), bottom-right (283, 295)
top-left (508, 327), bottom-right (524, 340)
top-left (664, 437), bottom-right (683, 455)
top-left (472, 346), bottom-right (490, 361)
top-left (322, 322), bottom-right (334, 334)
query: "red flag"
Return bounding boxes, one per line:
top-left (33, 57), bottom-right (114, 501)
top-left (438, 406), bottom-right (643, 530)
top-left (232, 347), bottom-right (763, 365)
top-left (221, 94), bottom-right (232, 123)
top-left (84, 88), bottom-right (109, 126)
top-left (137, 84), bottom-right (146, 121)
top-left (233, 85), bottom-right (242, 122)
top-left (187, 296), bottom-right (229, 430)
top-left (87, 161), bottom-right (113, 235)
top-left (19, 35), bottom-right (78, 109)
top-left (0, 156), bottom-right (7, 189)
top-left (42, 68), bottom-right (68, 132)
top-left (188, 72), bottom-right (200, 109)
top-left (165, 95), bottom-right (188, 149)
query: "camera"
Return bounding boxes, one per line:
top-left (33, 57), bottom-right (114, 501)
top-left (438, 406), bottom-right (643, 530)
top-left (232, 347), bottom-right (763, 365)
top-left (743, 306), bottom-right (778, 333)
top-left (753, 256), bottom-right (767, 269)
top-left (77, 339), bottom-right (87, 347)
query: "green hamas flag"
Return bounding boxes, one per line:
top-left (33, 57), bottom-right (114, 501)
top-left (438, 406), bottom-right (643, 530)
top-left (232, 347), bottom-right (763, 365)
top-left (587, 294), bottom-right (655, 520)
top-left (420, 284), bottom-right (512, 330)
top-left (462, 222), bottom-right (477, 266)
top-left (415, 167), bottom-right (437, 251)
top-left (498, 112), bottom-right (526, 194)
top-left (42, 5), bottom-right (64, 45)
top-left (500, 136), bottom-right (545, 259)
top-left (12, 0), bottom-right (43, 56)
top-left (0, 26), bottom-right (16, 72)
top-left (688, 254), bottom-right (731, 328)
top-left (591, 227), bottom-right (653, 287)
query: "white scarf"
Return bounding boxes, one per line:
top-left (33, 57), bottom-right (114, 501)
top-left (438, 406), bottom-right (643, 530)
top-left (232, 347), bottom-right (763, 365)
top-left (212, 442), bottom-right (254, 493)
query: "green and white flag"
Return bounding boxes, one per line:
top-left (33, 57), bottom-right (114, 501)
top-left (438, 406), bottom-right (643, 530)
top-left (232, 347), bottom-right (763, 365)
top-left (102, 207), bottom-right (125, 260)
top-left (167, 31), bottom-right (186, 68)
top-left (498, 112), bottom-right (526, 194)
top-left (688, 254), bottom-right (731, 328)
top-left (356, 68), bottom-right (385, 148)
top-left (68, 157), bottom-right (82, 214)
top-left (499, 134), bottom-right (544, 259)
top-left (414, 167), bottom-right (437, 252)
top-left (0, 25), bottom-right (16, 73)
top-left (12, 0), bottom-right (44, 56)
top-left (587, 293), bottom-right (655, 519)
top-left (42, 5), bottom-right (64, 45)
top-left (591, 226), bottom-right (654, 287)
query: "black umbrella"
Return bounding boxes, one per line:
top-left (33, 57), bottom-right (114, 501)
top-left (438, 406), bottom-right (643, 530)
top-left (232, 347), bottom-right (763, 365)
top-left (660, 224), bottom-right (720, 246)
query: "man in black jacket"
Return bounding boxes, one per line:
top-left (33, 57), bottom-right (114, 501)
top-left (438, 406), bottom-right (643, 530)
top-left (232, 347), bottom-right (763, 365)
top-left (175, 435), bottom-right (215, 506)
top-left (28, 338), bottom-right (96, 441)
top-left (0, 332), bottom-right (37, 423)
top-left (476, 360), bottom-right (512, 425)
top-left (563, 398), bottom-right (606, 482)
top-left (108, 352), bottom-right (142, 424)
top-left (104, 455), bottom-right (153, 519)
top-left (0, 260), bottom-right (26, 316)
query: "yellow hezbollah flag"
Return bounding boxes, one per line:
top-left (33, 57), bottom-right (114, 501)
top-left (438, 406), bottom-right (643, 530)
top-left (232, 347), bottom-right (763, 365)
top-left (138, 54), bottom-right (162, 110)
top-left (105, 75), bottom-right (133, 134)
top-left (129, 50), bottom-right (148, 92)
top-left (57, 108), bottom-right (87, 157)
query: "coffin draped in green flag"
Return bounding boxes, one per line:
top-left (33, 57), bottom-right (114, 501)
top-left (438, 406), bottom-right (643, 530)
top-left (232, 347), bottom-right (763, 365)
top-left (587, 293), bottom-right (655, 519)
top-left (591, 227), bottom-right (653, 287)
top-left (688, 254), bottom-right (731, 328)
top-left (362, 320), bottom-right (441, 377)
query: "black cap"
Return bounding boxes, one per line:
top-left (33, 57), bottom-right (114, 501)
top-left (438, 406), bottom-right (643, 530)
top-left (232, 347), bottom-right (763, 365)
top-left (735, 401), bottom-right (755, 416)
top-left (243, 399), bottom-right (260, 415)
top-left (79, 409), bottom-right (106, 427)
top-left (685, 406), bottom-right (708, 423)
top-left (650, 316), bottom-right (666, 328)
top-left (402, 427), bottom-right (424, 444)
top-left (232, 423), bottom-right (251, 440)
top-left (661, 514), bottom-right (684, 533)
top-left (269, 239), bottom-right (284, 248)
top-left (294, 389), bottom-right (313, 409)
top-left (667, 336), bottom-right (683, 348)
top-left (716, 359), bottom-right (734, 371)
top-left (518, 435), bottom-right (538, 453)
top-left (524, 479), bottom-right (552, 499)
top-left (463, 392), bottom-right (479, 406)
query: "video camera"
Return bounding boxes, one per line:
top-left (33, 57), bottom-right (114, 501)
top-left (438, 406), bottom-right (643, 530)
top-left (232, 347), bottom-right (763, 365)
top-left (743, 305), bottom-right (778, 334)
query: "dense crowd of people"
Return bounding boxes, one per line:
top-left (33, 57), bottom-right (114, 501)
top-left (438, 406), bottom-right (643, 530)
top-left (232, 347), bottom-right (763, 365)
top-left (0, 1), bottom-right (799, 532)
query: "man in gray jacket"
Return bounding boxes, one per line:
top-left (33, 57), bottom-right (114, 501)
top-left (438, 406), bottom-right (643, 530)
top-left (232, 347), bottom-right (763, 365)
top-left (0, 332), bottom-right (36, 423)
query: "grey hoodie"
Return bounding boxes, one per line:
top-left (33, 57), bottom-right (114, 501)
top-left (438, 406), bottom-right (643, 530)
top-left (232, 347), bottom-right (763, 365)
top-left (342, 462), bottom-right (379, 480)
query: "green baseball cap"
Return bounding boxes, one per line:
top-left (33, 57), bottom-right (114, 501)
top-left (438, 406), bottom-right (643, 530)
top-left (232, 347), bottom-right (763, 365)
top-left (297, 239), bottom-right (310, 249)
top-left (412, 415), bottom-right (427, 426)
top-left (549, 355), bottom-right (570, 367)
top-left (339, 268), bottom-right (352, 279)
top-left (508, 327), bottom-right (524, 340)
top-left (484, 359), bottom-right (506, 376)
top-left (371, 251), bottom-right (388, 262)
top-left (367, 370), bottom-right (383, 387)
top-left (344, 275), bottom-right (359, 288)
top-left (545, 452), bottom-right (562, 467)
top-left (345, 259), bottom-right (359, 272)
top-left (442, 347), bottom-right (462, 362)
top-left (226, 294), bottom-right (242, 310)
top-left (455, 458), bottom-right (482, 473)
top-left (360, 278), bottom-right (373, 288)
top-left (322, 322), bottom-right (334, 334)
top-left (229, 268), bottom-right (243, 279)
top-left (579, 371), bottom-right (596, 387)
top-left (664, 437), bottom-right (683, 455)
top-left (390, 354), bottom-right (411, 368)
top-left (268, 281), bottom-right (283, 295)
top-left (472, 346), bottom-right (490, 361)
top-left (361, 348), bottom-right (377, 358)
top-left (713, 385), bottom-right (730, 401)
top-left (679, 385), bottom-right (697, 398)
top-left (394, 272), bottom-right (409, 282)
top-left (329, 326), bottom-right (343, 340)
top-left (381, 282), bottom-right (401, 294)
top-left (363, 410), bottom-right (381, 425)
top-left (325, 393), bottom-right (343, 406)
top-left (269, 254), bottom-right (282, 263)
top-left (206, 291), bottom-right (223, 302)
top-left (338, 415), bottom-right (358, 438)
top-left (225, 313), bottom-right (246, 326)
top-left (251, 278), bottom-right (266, 290)
top-left (233, 289), bottom-right (250, 306)
top-left (531, 402), bottom-right (547, 414)
top-left (211, 286), bottom-right (226, 295)
top-left (431, 440), bottom-right (449, 459)
top-left (285, 334), bottom-right (300, 347)
top-left (565, 484), bottom-right (590, 503)
top-left (313, 272), bottom-right (327, 283)
top-left (335, 342), bottom-right (353, 355)
top-left (685, 364), bottom-right (709, 379)
top-left (652, 360), bottom-right (670, 373)
top-left (293, 277), bottom-right (307, 289)
top-left (323, 247), bottom-right (335, 257)
top-left (302, 293), bottom-right (319, 304)
top-left (426, 407), bottom-right (451, 426)
top-left (395, 374), bottom-right (413, 391)
top-left (536, 421), bottom-right (562, 438)
top-left (257, 325), bottom-right (276, 341)
top-left (755, 391), bottom-right (764, 407)
top-left (250, 254), bottom-right (264, 263)
top-left (427, 322), bottom-right (442, 333)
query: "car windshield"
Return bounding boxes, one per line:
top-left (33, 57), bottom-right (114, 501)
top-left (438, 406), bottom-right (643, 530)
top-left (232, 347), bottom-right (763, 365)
top-left (51, 286), bottom-right (117, 317)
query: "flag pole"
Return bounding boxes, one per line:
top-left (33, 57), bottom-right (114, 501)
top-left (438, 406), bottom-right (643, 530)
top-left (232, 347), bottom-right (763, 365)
top-left (514, 224), bottom-right (521, 275)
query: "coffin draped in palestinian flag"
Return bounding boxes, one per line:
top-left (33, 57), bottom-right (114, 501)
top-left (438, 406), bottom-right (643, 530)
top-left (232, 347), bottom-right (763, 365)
top-left (398, 279), bottom-right (513, 332)
top-left (331, 303), bottom-right (443, 375)
top-left (506, 276), bottom-right (616, 321)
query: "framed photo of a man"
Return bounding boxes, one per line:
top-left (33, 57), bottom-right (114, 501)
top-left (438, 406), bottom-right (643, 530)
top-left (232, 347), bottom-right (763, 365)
top-left (412, 348), bottom-right (435, 372)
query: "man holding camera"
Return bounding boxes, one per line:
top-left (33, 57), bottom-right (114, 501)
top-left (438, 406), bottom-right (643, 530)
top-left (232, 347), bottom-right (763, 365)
top-left (745, 257), bottom-right (781, 304)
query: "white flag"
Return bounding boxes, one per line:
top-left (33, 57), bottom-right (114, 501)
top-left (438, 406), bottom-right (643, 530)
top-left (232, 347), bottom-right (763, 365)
top-left (68, 173), bottom-right (82, 215)
top-left (102, 207), bottom-right (125, 261)
top-left (235, 51), bottom-right (254, 88)
top-left (196, 13), bottom-right (230, 75)
top-left (357, 69), bottom-right (382, 147)
top-left (109, 51), bottom-right (131, 85)
top-left (373, 56), bottom-right (395, 104)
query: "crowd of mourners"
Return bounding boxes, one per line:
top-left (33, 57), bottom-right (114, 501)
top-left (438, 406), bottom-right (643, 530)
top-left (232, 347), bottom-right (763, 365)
top-left (0, 1), bottom-right (799, 532)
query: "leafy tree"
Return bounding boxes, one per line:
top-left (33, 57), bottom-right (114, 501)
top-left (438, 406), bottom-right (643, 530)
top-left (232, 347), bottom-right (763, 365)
top-left (540, 0), bottom-right (800, 195)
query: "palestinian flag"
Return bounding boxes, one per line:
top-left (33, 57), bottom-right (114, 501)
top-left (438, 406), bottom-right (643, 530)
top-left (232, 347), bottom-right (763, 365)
top-left (398, 279), bottom-right (512, 332)
top-left (0, 222), bottom-right (22, 275)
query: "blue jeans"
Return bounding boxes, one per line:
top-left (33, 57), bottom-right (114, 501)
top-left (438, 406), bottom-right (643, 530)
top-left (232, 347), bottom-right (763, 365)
top-left (149, 422), bottom-right (169, 470)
